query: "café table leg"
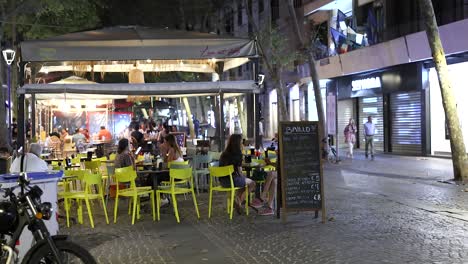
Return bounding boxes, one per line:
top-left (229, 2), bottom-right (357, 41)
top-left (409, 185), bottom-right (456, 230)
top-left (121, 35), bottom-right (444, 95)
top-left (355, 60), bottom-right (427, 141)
top-left (152, 173), bottom-right (158, 191)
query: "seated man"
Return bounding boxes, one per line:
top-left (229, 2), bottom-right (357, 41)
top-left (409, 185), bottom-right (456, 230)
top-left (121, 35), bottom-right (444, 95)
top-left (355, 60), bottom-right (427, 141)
top-left (10, 143), bottom-right (48, 172)
top-left (98, 126), bottom-right (112, 141)
top-left (72, 128), bottom-right (87, 152)
top-left (72, 128), bottom-right (86, 144)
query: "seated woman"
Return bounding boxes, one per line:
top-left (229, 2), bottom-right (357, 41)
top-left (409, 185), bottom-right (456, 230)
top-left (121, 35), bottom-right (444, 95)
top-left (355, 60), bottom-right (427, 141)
top-left (160, 134), bottom-right (184, 163)
top-left (219, 134), bottom-right (256, 214)
top-left (155, 134), bottom-right (185, 206)
top-left (251, 155), bottom-right (277, 216)
top-left (114, 138), bottom-right (135, 169)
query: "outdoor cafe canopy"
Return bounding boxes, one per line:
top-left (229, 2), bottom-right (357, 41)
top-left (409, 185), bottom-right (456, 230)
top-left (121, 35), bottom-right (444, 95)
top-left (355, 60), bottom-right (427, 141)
top-left (18, 26), bottom-right (260, 148)
top-left (18, 80), bottom-right (260, 100)
top-left (21, 26), bottom-right (258, 73)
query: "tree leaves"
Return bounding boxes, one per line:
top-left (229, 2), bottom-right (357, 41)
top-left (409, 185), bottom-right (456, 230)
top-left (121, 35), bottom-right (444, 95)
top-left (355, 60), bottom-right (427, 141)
top-left (3, 0), bottom-right (103, 40)
top-left (258, 26), bottom-right (299, 72)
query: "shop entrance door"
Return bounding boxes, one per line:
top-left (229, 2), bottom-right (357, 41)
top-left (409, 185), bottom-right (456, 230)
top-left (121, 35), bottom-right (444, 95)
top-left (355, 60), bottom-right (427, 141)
top-left (337, 99), bottom-right (355, 151)
top-left (390, 92), bottom-right (422, 154)
top-left (358, 96), bottom-right (384, 152)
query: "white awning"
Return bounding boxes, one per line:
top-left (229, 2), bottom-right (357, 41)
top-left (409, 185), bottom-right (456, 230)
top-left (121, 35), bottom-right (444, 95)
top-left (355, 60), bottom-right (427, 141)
top-left (18, 81), bottom-right (260, 97)
top-left (21, 26), bottom-right (258, 62)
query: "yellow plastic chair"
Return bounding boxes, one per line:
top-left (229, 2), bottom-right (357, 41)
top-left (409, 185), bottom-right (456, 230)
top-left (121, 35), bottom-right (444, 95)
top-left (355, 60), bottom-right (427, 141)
top-left (256, 159), bottom-right (275, 172)
top-left (208, 165), bottom-right (249, 219)
top-left (156, 167), bottom-right (200, 223)
top-left (266, 150), bottom-right (277, 161)
top-left (71, 156), bottom-right (81, 166)
top-left (161, 161), bottom-right (190, 185)
top-left (62, 171), bottom-right (109, 228)
top-left (58, 169), bottom-right (88, 226)
top-left (85, 160), bottom-right (101, 173)
top-left (136, 155), bottom-right (145, 162)
top-left (192, 154), bottom-right (212, 194)
top-left (94, 157), bottom-right (110, 186)
top-left (114, 166), bottom-right (155, 225)
top-left (51, 161), bottom-right (62, 170)
top-left (208, 151), bottom-right (221, 161)
top-left (59, 169), bottom-right (87, 193)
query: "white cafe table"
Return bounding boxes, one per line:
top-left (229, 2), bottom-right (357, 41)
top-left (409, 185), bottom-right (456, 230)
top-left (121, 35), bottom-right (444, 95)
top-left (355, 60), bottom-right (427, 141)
top-left (0, 171), bottom-right (63, 261)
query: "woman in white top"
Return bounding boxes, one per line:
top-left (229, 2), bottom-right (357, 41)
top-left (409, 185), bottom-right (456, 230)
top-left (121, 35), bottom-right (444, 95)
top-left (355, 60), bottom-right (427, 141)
top-left (163, 134), bottom-right (184, 163)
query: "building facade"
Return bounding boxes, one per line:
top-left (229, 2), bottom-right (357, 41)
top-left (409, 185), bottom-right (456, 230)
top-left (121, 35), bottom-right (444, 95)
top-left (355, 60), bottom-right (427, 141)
top-left (213, 0), bottom-right (468, 155)
top-left (214, 0), bottom-right (313, 141)
top-left (300, 0), bottom-right (468, 156)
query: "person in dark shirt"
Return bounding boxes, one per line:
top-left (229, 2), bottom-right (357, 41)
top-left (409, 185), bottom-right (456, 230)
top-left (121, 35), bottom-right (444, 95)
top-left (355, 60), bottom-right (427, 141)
top-left (50, 128), bottom-right (60, 139)
top-left (219, 134), bottom-right (255, 213)
top-left (130, 124), bottom-right (144, 149)
top-left (114, 138), bottom-right (135, 169)
top-left (11, 117), bottom-right (17, 140)
top-left (193, 117), bottom-right (200, 138)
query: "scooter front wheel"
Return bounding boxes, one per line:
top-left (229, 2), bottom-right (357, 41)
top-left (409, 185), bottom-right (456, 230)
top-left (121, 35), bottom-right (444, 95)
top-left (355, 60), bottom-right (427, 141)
top-left (22, 240), bottom-right (96, 264)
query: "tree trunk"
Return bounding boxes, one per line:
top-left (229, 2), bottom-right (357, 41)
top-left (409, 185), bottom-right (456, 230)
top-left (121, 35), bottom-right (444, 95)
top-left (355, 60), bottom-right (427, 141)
top-left (307, 53), bottom-right (327, 141)
top-left (286, 0), bottom-right (328, 145)
top-left (243, 0), bottom-right (289, 121)
top-left (182, 97), bottom-right (196, 139)
top-left (419, 0), bottom-right (468, 181)
top-left (274, 71), bottom-right (289, 122)
top-left (211, 96), bottom-right (220, 145)
top-left (236, 95), bottom-right (247, 137)
top-left (178, 0), bottom-right (187, 30)
top-left (195, 96), bottom-right (203, 121)
top-left (198, 96), bottom-right (206, 123)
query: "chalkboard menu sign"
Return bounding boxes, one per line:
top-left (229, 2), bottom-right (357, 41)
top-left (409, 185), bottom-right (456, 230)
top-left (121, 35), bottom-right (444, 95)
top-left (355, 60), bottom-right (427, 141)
top-left (279, 121), bottom-right (325, 221)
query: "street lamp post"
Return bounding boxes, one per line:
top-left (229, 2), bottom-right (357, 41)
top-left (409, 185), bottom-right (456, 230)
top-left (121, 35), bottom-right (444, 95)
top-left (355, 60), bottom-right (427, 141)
top-left (2, 49), bottom-right (16, 144)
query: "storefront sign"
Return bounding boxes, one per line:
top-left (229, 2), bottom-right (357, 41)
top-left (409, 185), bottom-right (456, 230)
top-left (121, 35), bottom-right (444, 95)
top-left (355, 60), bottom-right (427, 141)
top-left (351, 77), bottom-right (382, 91)
top-left (326, 93), bottom-right (336, 135)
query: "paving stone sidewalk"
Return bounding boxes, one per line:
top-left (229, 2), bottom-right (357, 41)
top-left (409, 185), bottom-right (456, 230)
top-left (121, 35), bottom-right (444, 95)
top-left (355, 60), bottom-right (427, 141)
top-left (60, 154), bottom-right (468, 264)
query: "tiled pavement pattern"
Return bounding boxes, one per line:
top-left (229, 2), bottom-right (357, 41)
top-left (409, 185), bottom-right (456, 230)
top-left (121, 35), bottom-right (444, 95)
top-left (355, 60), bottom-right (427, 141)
top-left (60, 153), bottom-right (468, 264)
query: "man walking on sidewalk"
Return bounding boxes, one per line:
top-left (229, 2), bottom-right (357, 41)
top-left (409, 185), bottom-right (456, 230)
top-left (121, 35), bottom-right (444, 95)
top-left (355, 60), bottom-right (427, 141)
top-left (257, 118), bottom-right (264, 149)
top-left (364, 116), bottom-right (376, 160)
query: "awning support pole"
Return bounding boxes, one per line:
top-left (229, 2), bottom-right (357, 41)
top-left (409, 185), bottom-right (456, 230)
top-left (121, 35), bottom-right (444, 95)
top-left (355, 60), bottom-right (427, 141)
top-left (252, 58), bottom-right (260, 148)
top-left (17, 62), bottom-right (26, 150)
top-left (219, 93), bottom-right (225, 151)
top-left (31, 94), bottom-right (36, 140)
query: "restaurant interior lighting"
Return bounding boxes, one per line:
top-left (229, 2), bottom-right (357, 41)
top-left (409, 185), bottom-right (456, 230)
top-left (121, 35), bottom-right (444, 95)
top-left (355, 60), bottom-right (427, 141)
top-left (60, 101), bottom-right (70, 112)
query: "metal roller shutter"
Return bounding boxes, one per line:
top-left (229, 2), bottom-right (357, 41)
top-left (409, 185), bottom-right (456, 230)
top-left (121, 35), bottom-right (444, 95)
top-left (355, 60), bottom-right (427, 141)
top-left (359, 96), bottom-right (384, 152)
top-left (337, 99), bottom-right (355, 150)
top-left (390, 92), bottom-right (422, 154)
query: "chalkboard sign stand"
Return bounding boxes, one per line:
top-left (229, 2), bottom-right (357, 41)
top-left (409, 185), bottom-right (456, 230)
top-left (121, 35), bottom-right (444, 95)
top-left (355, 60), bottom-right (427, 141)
top-left (278, 121), bottom-right (326, 224)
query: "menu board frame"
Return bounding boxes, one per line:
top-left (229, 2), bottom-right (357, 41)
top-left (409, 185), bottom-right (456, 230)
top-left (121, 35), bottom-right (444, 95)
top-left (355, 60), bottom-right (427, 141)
top-left (279, 121), bottom-right (326, 223)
